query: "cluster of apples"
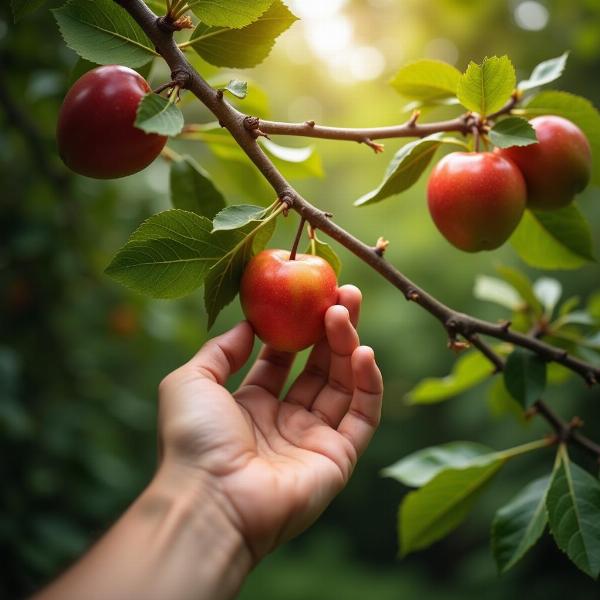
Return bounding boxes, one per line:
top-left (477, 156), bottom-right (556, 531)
top-left (55, 66), bottom-right (593, 353)
top-left (427, 116), bottom-right (592, 252)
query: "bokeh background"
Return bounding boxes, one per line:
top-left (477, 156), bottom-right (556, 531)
top-left (2, 0), bottom-right (600, 597)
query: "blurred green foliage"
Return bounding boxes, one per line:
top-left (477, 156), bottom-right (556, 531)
top-left (1, 0), bottom-right (600, 597)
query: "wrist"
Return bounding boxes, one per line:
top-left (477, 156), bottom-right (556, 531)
top-left (140, 463), bottom-right (253, 600)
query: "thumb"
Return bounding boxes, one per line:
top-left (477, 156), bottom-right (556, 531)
top-left (186, 321), bottom-right (255, 384)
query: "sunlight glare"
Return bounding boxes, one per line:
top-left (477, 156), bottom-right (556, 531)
top-left (288, 0), bottom-right (348, 20)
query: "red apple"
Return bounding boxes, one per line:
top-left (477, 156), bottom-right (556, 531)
top-left (240, 249), bottom-right (338, 352)
top-left (496, 116), bottom-right (592, 210)
top-left (57, 65), bottom-right (167, 179)
top-left (427, 152), bottom-right (526, 252)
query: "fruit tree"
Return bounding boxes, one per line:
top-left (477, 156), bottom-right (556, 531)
top-left (7, 0), bottom-right (600, 587)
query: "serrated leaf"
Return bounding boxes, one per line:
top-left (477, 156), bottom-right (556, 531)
top-left (406, 350), bottom-right (495, 405)
top-left (546, 447), bottom-right (600, 578)
top-left (382, 442), bottom-right (493, 487)
top-left (209, 77), bottom-right (271, 117)
top-left (510, 206), bottom-right (595, 270)
top-left (523, 91), bottom-right (600, 185)
top-left (305, 235), bottom-right (341, 277)
top-left (188, 0), bottom-right (297, 69)
top-left (457, 56), bottom-right (516, 116)
top-left (492, 475), bottom-right (550, 573)
top-left (190, 0), bottom-right (273, 28)
top-left (354, 134), bottom-right (466, 207)
top-left (533, 277), bottom-right (562, 317)
top-left (489, 117), bottom-right (537, 148)
top-left (495, 265), bottom-right (544, 317)
top-left (390, 59), bottom-right (461, 102)
top-left (170, 156), bottom-right (226, 219)
top-left (474, 275), bottom-right (523, 310)
top-left (52, 0), bottom-right (157, 68)
top-left (504, 348), bottom-right (546, 409)
top-left (105, 210), bottom-right (228, 298)
top-left (135, 94), bottom-right (184, 136)
top-left (11, 0), bottom-right (47, 22)
top-left (518, 52), bottom-right (569, 92)
top-left (224, 79), bottom-right (248, 99)
top-left (204, 218), bottom-right (276, 329)
top-left (212, 204), bottom-right (268, 232)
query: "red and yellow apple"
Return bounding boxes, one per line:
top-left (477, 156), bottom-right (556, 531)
top-left (240, 249), bottom-right (338, 352)
top-left (427, 152), bottom-right (526, 252)
top-left (57, 65), bottom-right (167, 179)
top-left (496, 115), bottom-right (592, 210)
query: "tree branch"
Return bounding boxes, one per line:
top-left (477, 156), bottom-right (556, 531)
top-left (114, 0), bottom-right (600, 391)
top-left (464, 335), bottom-right (600, 461)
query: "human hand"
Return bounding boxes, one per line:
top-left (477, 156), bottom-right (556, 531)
top-left (156, 285), bottom-right (383, 562)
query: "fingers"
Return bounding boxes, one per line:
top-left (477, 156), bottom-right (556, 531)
top-left (240, 346), bottom-right (296, 397)
top-left (285, 285), bottom-right (362, 407)
top-left (337, 346), bottom-right (383, 459)
top-left (185, 321), bottom-right (255, 385)
top-left (309, 305), bottom-right (359, 426)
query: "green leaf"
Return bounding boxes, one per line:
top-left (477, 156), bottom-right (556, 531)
top-left (224, 79), bottom-right (248, 99)
top-left (518, 52), bottom-right (569, 92)
top-left (200, 129), bottom-right (323, 181)
top-left (170, 155), bottom-right (226, 220)
top-left (474, 275), bottom-right (523, 310)
top-left (189, 0), bottom-right (273, 28)
top-left (68, 57), bottom-right (153, 87)
top-left (354, 134), bottom-right (466, 207)
top-left (135, 94), bottom-right (184, 136)
top-left (487, 377), bottom-right (526, 422)
top-left (492, 476), bottom-right (551, 573)
top-left (389, 59), bottom-right (462, 102)
top-left (489, 117), bottom-right (537, 148)
top-left (457, 56), bottom-right (516, 116)
top-left (382, 442), bottom-right (493, 487)
top-left (52, 0), bottom-right (157, 68)
top-left (523, 91), bottom-right (600, 185)
top-left (305, 235), bottom-right (341, 277)
top-left (204, 218), bottom-right (276, 329)
top-left (406, 351), bottom-right (495, 405)
top-left (546, 447), bottom-right (600, 578)
top-left (105, 210), bottom-right (228, 299)
top-left (11, 0), bottom-right (47, 22)
top-left (495, 265), bottom-right (544, 317)
top-left (503, 349), bottom-right (546, 409)
top-left (510, 206), bottom-right (595, 270)
top-left (188, 0), bottom-right (297, 69)
top-left (399, 440), bottom-right (548, 556)
top-left (259, 138), bottom-right (324, 179)
top-left (533, 277), bottom-right (562, 317)
top-left (212, 204), bottom-right (268, 232)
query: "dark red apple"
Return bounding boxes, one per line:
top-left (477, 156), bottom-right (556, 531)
top-left (497, 116), bottom-right (592, 210)
top-left (427, 152), bottom-right (526, 252)
top-left (57, 65), bottom-right (167, 179)
top-left (240, 249), bottom-right (338, 352)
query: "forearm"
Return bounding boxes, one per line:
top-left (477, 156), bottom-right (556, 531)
top-left (36, 466), bottom-right (252, 600)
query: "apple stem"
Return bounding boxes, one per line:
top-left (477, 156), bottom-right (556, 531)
top-left (471, 125), bottom-right (481, 152)
top-left (289, 216), bottom-right (306, 261)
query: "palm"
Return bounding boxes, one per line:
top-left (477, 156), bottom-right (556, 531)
top-left (158, 286), bottom-right (382, 560)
